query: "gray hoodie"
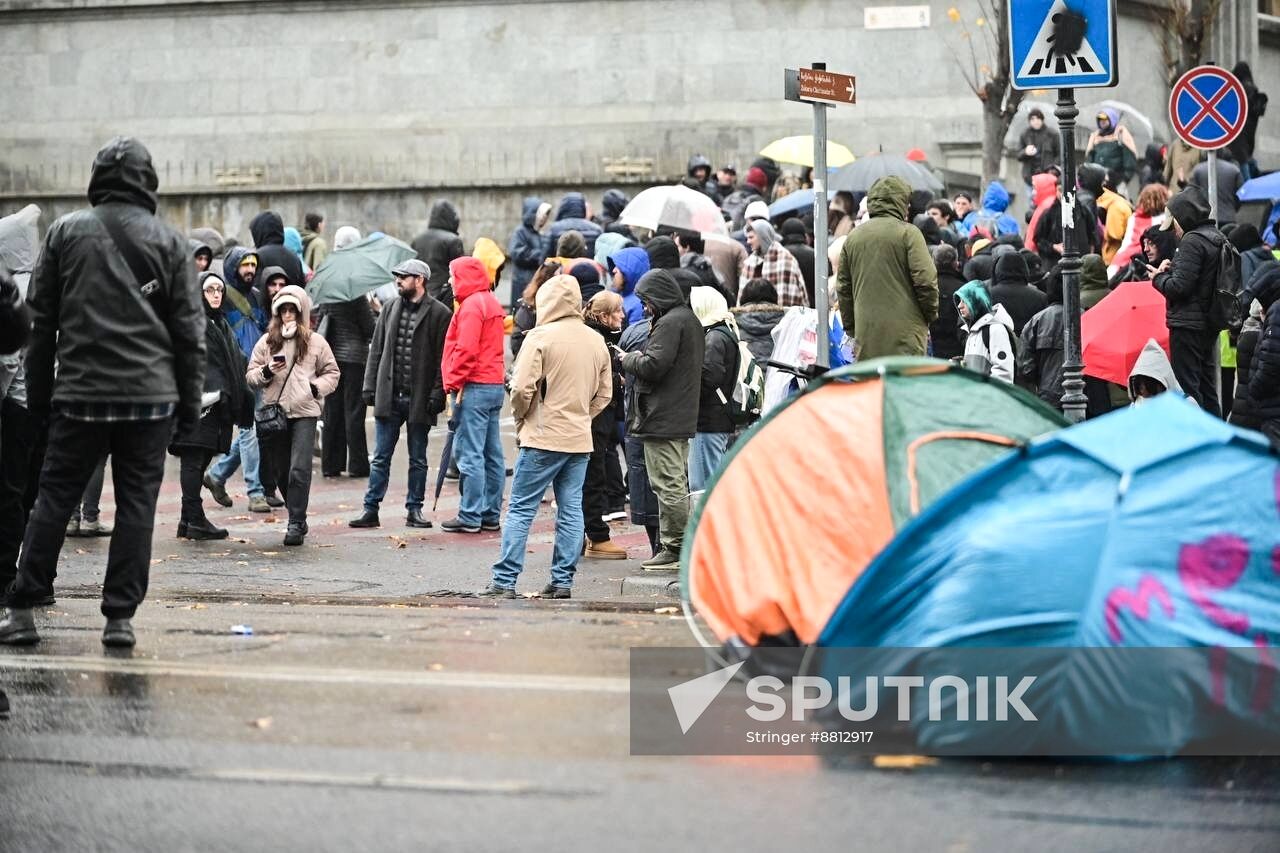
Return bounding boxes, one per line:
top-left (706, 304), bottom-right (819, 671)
top-left (1127, 339), bottom-right (1183, 402)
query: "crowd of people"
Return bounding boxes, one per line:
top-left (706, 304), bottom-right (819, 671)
top-left (2, 104), bottom-right (1279, 643)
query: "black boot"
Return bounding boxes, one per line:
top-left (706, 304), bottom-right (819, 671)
top-left (102, 618), bottom-right (135, 648)
top-left (405, 508), bottom-right (432, 529)
top-left (348, 509), bottom-right (380, 528)
top-left (283, 521), bottom-right (308, 546)
top-left (179, 517), bottom-right (229, 541)
top-left (0, 608), bottom-right (38, 646)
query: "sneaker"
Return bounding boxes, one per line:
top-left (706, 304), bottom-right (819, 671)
top-left (640, 549), bottom-right (680, 571)
top-left (203, 474), bottom-right (233, 508)
top-left (349, 509), bottom-right (381, 529)
top-left (476, 583), bottom-right (516, 599)
top-left (80, 519), bottom-right (113, 537)
top-left (101, 618), bottom-right (135, 648)
top-left (65, 517), bottom-right (81, 537)
top-left (0, 608), bottom-right (38, 646)
top-left (248, 495), bottom-right (271, 513)
top-left (441, 517), bottom-right (481, 534)
top-left (480, 519), bottom-right (502, 532)
top-left (603, 511), bottom-right (628, 522)
top-left (539, 584), bottom-right (571, 599)
top-left (264, 493), bottom-right (286, 508)
top-left (585, 539), bottom-right (628, 560)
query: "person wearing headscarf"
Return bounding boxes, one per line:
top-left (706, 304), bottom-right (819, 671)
top-left (688, 287), bottom-right (739, 492)
top-left (740, 220), bottom-right (808, 308)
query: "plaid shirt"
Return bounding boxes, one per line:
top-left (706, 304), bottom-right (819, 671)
top-left (57, 401), bottom-right (176, 423)
top-left (740, 244), bottom-right (809, 308)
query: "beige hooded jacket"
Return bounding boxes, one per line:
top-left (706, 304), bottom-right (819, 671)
top-left (246, 284), bottom-right (341, 419)
top-left (509, 274), bottom-right (612, 453)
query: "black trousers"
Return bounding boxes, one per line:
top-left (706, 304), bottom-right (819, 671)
top-left (582, 429), bottom-right (612, 543)
top-left (1169, 327), bottom-right (1223, 417)
top-left (1220, 367), bottom-right (1235, 419)
top-left (263, 417), bottom-right (317, 525)
top-left (321, 361), bottom-right (369, 476)
top-left (178, 449), bottom-right (215, 522)
top-left (8, 414), bottom-right (172, 619)
top-left (0, 398), bottom-right (36, 596)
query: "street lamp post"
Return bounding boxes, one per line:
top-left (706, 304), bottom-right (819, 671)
top-left (1056, 87), bottom-right (1088, 424)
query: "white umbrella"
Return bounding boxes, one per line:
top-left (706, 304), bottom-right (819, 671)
top-left (619, 185), bottom-right (728, 236)
top-left (1079, 100), bottom-right (1155, 151)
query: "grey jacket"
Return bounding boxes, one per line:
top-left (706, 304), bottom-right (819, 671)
top-left (363, 293), bottom-right (451, 425)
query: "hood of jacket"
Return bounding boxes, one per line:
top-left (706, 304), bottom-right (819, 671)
top-left (912, 214), bottom-right (942, 244)
top-left (867, 176), bottom-right (911, 220)
top-left (609, 246), bottom-right (650, 296)
top-left (594, 232), bottom-right (633, 270)
top-left (520, 196), bottom-right (543, 229)
top-left (1032, 173), bottom-right (1058, 207)
top-left (962, 255), bottom-right (995, 283)
top-left (634, 269), bottom-right (685, 318)
top-left (473, 237), bottom-right (506, 284)
top-left (1129, 338), bottom-right (1181, 398)
top-left (222, 246), bottom-right (258, 294)
top-left (428, 200), bottom-right (460, 233)
top-left (645, 235), bottom-right (681, 269)
top-left (1080, 254), bottom-right (1108, 292)
top-left (284, 227), bottom-right (305, 259)
top-left (970, 301), bottom-right (1015, 334)
top-left (780, 218), bottom-right (809, 246)
top-left (955, 280), bottom-right (995, 321)
top-left (189, 226), bottom-right (225, 259)
top-left (1077, 163), bottom-right (1107, 196)
top-left (556, 193), bottom-right (588, 221)
top-left (250, 211), bottom-right (285, 248)
top-left (87, 137), bottom-right (159, 213)
top-left (992, 252), bottom-right (1031, 288)
top-left (1166, 184), bottom-right (1213, 232)
top-left (601, 189), bottom-right (629, 222)
top-left (1101, 107), bottom-right (1121, 131)
top-left (535, 274), bottom-right (583, 325)
top-left (450, 256), bottom-right (491, 302)
top-left (0, 204), bottom-right (40, 275)
top-left (1247, 266), bottom-right (1280, 310)
top-left (732, 302), bottom-right (786, 336)
top-left (271, 283), bottom-right (312, 325)
top-left (258, 265), bottom-right (289, 302)
top-left (981, 181), bottom-right (1011, 213)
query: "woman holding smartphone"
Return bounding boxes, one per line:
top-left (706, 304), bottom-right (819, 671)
top-left (246, 285), bottom-right (341, 546)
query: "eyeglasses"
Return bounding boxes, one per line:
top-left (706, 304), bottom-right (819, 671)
top-left (203, 285), bottom-right (225, 294)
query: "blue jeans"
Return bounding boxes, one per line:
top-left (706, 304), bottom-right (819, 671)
top-left (363, 398), bottom-right (428, 512)
top-left (689, 432), bottom-right (731, 492)
top-left (208, 424), bottom-right (263, 498)
top-left (453, 383), bottom-right (505, 525)
top-left (491, 448), bottom-right (589, 589)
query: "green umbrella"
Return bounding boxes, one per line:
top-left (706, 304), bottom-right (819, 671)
top-left (308, 234), bottom-right (417, 305)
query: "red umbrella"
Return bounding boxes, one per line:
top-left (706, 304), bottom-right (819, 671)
top-left (1082, 281), bottom-right (1169, 385)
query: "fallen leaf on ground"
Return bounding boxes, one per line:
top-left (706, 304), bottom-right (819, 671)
top-left (653, 607), bottom-right (679, 615)
top-left (396, 541), bottom-right (408, 549)
top-left (258, 568), bottom-right (271, 573)
top-left (337, 504), bottom-right (351, 510)
top-left (872, 755), bottom-right (937, 770)
top-left (228, 516), bottom-right (250, 521)
top-left (317, 543), bottom-right (335, 548)
top-left (235, 561), bottom-right (249, 566)
top-left (249, 717), bottom-right (273, 729)
top-left (74, 548), bottom-right (88, 555)
top-left (150, 559), bottom-right (163, 565)
top-left (260, 551), bottom-right (280, 556)
top-left (182, 603), bottom-right (208, 610)
top-left (428, 663), bottom-right (445, 671)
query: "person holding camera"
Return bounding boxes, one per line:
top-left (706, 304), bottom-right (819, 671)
top-left (246, 284), bottom-right (340, 546)
top-left (348, 259), bottom-right (451, 530)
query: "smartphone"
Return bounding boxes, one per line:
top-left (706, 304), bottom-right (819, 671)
top-left (272, 354), bottom-right (286, 364)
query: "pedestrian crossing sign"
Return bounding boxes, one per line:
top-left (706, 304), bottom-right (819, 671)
top-left (1010, 0), bottom-right (1117, 91)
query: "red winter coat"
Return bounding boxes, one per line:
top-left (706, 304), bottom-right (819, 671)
top-left (442, 257), bottom-right (505, 392)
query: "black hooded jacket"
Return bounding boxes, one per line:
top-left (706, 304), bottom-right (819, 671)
top-left (1245, 267), bottom-right (1280, 421)
top-left (544, 194), bottom-right (602, 262)
top-left (599, 189), bottom-right (632, 236)
top-left (990, 253), bottom-right (1048, 335)
top-left (249, 211), bottom-right (304, 291)
top-left (780, 220), bottom-right (817, 308)
top-left (172, 272), bottom-right (252, 454)
top-left (25, 137), bottom-right (207, 425)
top-left (411, 200), bottom-right (465, 305)
top-left (619, 270), bottom-right (705, 440)
top-left (1153, 185), bottom-right (1222, 331)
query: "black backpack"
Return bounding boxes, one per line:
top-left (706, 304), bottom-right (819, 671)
top-left (1208, 238), bottom-right (1245, 334)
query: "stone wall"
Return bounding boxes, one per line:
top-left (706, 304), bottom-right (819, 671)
top-left (1, 0), bottom-right (1277, 246)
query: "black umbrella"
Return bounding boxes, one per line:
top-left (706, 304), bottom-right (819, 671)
top-left (432, 400), bottom-right (459, 512)
top-left (829, 153), bottom-right (944, 193)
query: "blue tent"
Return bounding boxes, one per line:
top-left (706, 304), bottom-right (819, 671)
top-left (816, 396), bottom-right (1280, 754)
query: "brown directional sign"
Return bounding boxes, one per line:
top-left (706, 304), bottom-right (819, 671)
top-left (785, 67), bottom-right (857, 106)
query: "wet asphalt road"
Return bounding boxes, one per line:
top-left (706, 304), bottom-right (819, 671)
top-left (4, 415), bottom-right (1280, 851)
top-left (2, 599), bottom-right (1279, 852)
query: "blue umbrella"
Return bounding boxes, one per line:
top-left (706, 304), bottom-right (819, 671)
top-left (768, 189), bottom-right (814, 219)
top-left (1238, 171), bottom-right (1280, 203)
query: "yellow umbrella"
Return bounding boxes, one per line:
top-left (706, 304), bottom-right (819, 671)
top-left (759, 136), bottom-right (856, 169)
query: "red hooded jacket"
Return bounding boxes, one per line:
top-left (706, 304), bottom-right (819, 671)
top-left (442, 257), bottom-right (505, 392)
top-left (1024, 173), bottom-right (1058, 253)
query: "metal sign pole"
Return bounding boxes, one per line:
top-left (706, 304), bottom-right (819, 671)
top-left (1057, 87), bottom-right (1088, 424)
top-left (1207, 149), bottom-right (1219, 225)
top-left (812, 63), bottom-right (831, 371)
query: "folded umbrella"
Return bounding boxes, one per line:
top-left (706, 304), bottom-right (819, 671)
top-left (432, 398), bottom-right (460, 512)
top-left (829, 153), bottom-right (943, 193)
top-left (759, 136), bottom-right (855, 169)
top-left (308, 234), bottom-right (417, 306)
top-left (619, 185), bottom-right (728, 236)
top-left (1082, 281), bottom-right (1169, 385)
